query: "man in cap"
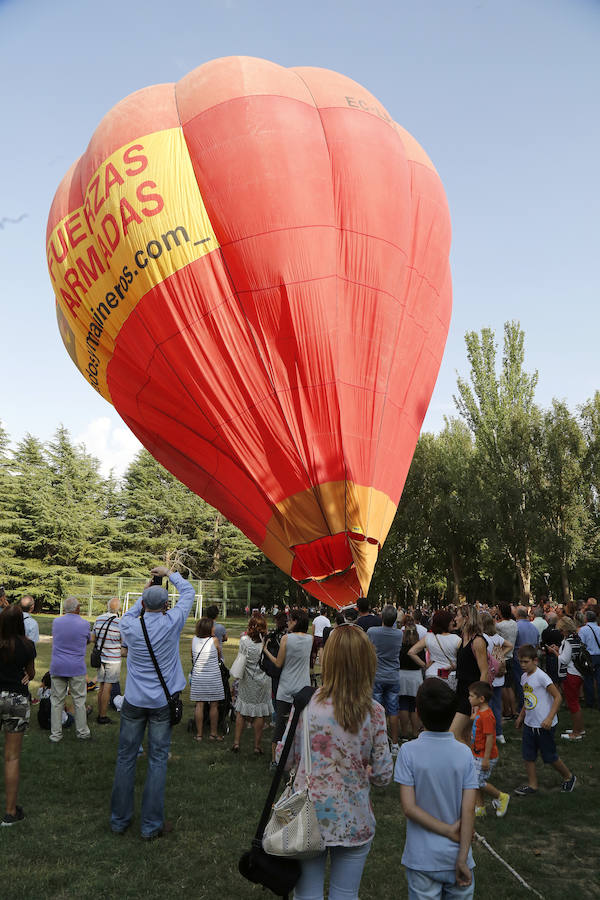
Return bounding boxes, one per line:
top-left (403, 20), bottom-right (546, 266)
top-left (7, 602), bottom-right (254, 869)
top-left (110, 565), bottom-right (194, 840)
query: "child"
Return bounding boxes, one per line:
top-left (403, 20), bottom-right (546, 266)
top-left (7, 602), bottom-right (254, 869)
top-left (468, 681), bottom-right (510, 817)
top-left (514, 644), bottom-right (576, 795)
top-left (395, 678), bottom-right (477, 898)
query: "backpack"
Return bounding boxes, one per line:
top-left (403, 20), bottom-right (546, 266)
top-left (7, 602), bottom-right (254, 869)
top-left (572, 641), bottom-right (594, 679)
top-left (259, 629), bottom-right (283, 678)
top-left (485, 636), bottom-right (506, 685)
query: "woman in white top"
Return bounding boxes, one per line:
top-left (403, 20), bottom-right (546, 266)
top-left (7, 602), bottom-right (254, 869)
top-left (547, 616), bottom-right (585, 740)
top-left (481, 612), bottom-right (512, 743)
top-left (495, 602), bottom-right (519, 718)
top-left (408, 609), bottom-right (460, 688)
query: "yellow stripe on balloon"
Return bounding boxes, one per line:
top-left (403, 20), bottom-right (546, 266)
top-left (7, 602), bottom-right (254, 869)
top-left (47, 128), bottom-right (218, 401)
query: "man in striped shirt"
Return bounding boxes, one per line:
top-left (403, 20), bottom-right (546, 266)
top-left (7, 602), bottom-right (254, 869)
top-left (92, 598), bottom-right (123, 725)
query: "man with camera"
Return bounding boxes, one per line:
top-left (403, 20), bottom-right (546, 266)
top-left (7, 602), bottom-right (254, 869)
top-left (110, 565), bottom-right (194, 840)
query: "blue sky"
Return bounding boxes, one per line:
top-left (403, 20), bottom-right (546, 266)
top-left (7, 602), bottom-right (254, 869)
top-left (0, 0), bottom-right (598, 476)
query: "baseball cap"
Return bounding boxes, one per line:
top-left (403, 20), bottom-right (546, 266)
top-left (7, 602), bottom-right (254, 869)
top-left (142, 585), bottom-right (169, 609)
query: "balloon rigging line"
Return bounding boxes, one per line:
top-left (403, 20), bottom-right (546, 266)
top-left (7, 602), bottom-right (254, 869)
top-left (474, 832), bottom-right (545, 899)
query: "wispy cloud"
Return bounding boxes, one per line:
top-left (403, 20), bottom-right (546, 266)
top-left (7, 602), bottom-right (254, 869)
top-left (75, 417), bottom-right (141, 480)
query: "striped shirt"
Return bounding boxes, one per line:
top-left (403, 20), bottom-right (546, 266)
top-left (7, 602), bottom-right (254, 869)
top-left (93, 612), bottom-right (122, 662)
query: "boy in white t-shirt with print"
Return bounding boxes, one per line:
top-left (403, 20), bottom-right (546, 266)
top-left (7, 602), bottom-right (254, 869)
top-left (513, 644), bottom-right (576, 795)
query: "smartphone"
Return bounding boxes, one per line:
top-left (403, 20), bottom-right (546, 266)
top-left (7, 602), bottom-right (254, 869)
top-left (151, 575), bottom-right (164, 587)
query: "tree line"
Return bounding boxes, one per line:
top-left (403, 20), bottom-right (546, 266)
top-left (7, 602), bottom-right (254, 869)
top-left (1, 322), bottom-right (598, 609)
top-left (371, 322), bottom-right (600, 607)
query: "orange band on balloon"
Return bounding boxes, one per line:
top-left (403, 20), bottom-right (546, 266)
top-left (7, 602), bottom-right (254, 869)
top-left (47, 128), bottom-right (218, 401)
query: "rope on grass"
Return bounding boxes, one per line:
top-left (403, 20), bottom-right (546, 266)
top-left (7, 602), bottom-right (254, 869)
top-left (475, 831), bottom-right (545, 899)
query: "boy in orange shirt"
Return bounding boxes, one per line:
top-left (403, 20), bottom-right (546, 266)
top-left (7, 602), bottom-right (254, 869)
top-left (469, 681), bottom-right (510, 818)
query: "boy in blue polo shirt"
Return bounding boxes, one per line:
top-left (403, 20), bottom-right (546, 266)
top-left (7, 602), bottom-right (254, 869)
top-left (395, 678), bottom-right (477, 898)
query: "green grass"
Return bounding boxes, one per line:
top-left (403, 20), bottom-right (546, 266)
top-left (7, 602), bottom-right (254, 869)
top-left (1, 616), bottom-right (598, 899)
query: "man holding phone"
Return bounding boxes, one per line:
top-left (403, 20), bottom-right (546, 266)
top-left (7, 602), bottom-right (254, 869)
top-left (110, 565), bottom-right (194, 840)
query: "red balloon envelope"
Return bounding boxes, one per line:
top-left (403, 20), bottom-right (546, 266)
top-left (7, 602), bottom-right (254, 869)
top-left (46, 56), bottom-right (452, 610)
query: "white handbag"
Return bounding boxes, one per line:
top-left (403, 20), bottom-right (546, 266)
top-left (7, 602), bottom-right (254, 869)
top-left (262, 708), bottom-right (325, 859)
top-left (230, 643), bottom-right (247, 679)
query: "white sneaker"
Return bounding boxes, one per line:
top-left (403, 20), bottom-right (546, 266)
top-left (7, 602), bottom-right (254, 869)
top-left (496, 735), bottom-right (506, 744)
top-left (390, 743), bottom-right (400, 757)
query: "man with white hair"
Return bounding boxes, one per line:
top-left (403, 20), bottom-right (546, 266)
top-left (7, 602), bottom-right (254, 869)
top-left (110, 565), bottom-right (194, 840)
top-left (19, 596), bottom-right (40, 644)
top-left (92, 598), bottom-right (123, 725)
top-left (49, 597), bottom-right (92, 742)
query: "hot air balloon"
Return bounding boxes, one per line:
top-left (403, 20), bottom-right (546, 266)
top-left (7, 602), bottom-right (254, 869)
top-left (46, 56), bottom-right (451, 610)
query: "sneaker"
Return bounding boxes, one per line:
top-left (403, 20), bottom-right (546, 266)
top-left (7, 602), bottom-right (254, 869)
top-left (1, 806), bottom-right (25, 826)
top-left (97, 716), bottom-right (113, 725)
top-left (514, 784), bottom-right (537, 796)
top-left (269, 761), bottom-right (278, 772)
top-left (475, 806), bottom-right (486, 818)
top-left (561, 774), bottom-right (577, 793)
top-left (492, 792), bottom-right (510, 817)
top-left (562, 729), bottom-right (586, 736)
top-left (560, 733), bottom-right (583, 741)
top-left (496, 735), bottom-right (506, 744)
top-left (390, 743), bottom-right (400, 757)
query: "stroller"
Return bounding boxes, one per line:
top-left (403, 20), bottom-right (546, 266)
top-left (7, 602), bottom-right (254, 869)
top-left (187, 659), bottom-right (235, 736)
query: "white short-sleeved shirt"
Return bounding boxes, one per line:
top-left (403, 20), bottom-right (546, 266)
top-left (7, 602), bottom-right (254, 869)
top-left (521, 667), bottom-right (557, 728)
top-left (312, 614), bottom-right (331, 638)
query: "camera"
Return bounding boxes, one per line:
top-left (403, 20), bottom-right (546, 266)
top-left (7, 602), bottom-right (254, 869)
top-left (151, 574), bottom-right (164, 587)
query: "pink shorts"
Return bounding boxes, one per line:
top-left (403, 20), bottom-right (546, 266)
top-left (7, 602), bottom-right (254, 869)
top-left (562, 673), bottom-right (582, 713)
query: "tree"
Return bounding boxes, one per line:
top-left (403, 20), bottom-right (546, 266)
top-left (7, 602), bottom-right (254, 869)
top-left (454, 322), bottom-right (543, 602)
top-left (372, 433), bottom-right (446, 606)
top-left (429, 419), bottom-right (480, 602)
top-left (537, 401), bottom-right (590, 603)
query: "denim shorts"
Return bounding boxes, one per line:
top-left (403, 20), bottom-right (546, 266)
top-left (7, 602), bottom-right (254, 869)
top-left (0, 691), bottom-right (30, 733)
top-left (522, 724), bottom-right (558, 763)
top-left (373, 679), bottom-right (400, 716)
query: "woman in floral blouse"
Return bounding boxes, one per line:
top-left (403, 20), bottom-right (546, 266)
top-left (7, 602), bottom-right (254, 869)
top-left (279, 623), bottom-right (393, 899)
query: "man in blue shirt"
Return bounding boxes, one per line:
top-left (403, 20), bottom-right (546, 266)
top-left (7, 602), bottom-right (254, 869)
top-left (368, 605), bottom-right (404, 754)
top-left (110, 566), bottom-right (194, 840)
top-left (513, 607), bottom-right (540, 711)
top-left (579, 611), bottom-right (600, 709)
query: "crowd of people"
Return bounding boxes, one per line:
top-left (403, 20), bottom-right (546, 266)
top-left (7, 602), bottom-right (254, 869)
top-left (0, 577), bottom-right (598, 898)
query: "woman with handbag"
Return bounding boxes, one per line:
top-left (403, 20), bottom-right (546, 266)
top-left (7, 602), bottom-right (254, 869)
top-left (190, 617), bottom-right (224, 742)
top-left (408, 609), bottom-right (461, 689)
top-left (277, 624), bottom-right (393, 899)
top-left (232, 614), bottom-right (272, 754)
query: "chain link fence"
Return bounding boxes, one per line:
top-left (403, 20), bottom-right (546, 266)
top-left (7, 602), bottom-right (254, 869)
top-left (55, 575), bottom-right (251, 619)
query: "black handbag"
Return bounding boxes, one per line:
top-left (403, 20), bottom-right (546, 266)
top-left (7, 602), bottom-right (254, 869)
top-left (140, 611), bottom-right (183, 727)
top-left (90, 615), bottom-right (116, 668)
top-left (238, 685), bottom-right (315, 899)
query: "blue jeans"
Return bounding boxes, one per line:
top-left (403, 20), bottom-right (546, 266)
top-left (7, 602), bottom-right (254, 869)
top-left (405, 868), bottom-right (475, 899)
top-left (583, 656), bottom-right (600, 708)
top-left (489, 685), bottom-right (503, 736)
top-left (110, 699), bottom-right (172, 838)
top-left (294, 841), bottom-right (372, 899)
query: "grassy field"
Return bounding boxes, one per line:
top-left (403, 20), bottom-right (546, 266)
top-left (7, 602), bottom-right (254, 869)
top-left (1, 615), bottom-right (598, 899)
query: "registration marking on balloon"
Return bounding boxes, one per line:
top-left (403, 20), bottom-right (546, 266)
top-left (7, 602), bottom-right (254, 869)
top-left (47, 128), bottom-right (218, 401)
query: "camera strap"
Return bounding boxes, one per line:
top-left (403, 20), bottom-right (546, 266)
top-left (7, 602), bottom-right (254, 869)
top-left (140, 611), bottom-right (173, 706)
